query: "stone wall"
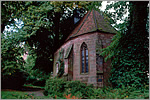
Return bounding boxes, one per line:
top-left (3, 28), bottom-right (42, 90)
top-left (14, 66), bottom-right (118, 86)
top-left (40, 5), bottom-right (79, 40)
top-left (53, 32), bottom-right (97, 86)
top-left (53, 32), bottom-right (114, 87)
top-left (96, 32), bottom-right (114, 87)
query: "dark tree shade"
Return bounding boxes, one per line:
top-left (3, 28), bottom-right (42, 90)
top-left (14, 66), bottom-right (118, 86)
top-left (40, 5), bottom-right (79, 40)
top-left (109, 1), bottom-right (149, 88)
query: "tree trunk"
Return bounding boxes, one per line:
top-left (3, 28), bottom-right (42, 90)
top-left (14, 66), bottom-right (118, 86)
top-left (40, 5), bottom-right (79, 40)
top-left (129, 1), bottom-right (149, 67)
top-left (53, 12), bottom-right (61, 52)
top-left (129, 1), bottom-right (148, 35)
top-left (1, 24), bottom-right (5, 33)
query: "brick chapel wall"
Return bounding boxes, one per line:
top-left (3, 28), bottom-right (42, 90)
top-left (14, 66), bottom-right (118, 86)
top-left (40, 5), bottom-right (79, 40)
top-left (96, 32), bottom-right (114, 87)
top-left (72, 33), bottom-right (97, 86)
top-left (53, 40), bottom-right (73, 77)
top-left (53, 32), bottom-right (97, 86)
top-left (53, 32), bottom-right (115, 87)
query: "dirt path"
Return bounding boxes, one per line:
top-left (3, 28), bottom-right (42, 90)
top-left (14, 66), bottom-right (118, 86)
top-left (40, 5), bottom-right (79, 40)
top-left (20, 86), bottom-right (45, 97)
top-left (23, 90), bottom-right (45, 97)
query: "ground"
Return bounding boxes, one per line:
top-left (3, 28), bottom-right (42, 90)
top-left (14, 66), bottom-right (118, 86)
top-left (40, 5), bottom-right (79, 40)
top-left (1, 86), bottom-right (50, 99)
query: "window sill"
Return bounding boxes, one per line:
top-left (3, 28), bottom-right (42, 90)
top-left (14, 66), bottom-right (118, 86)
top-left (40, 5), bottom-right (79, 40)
top-left (80, 73), bottom-right (89, 75)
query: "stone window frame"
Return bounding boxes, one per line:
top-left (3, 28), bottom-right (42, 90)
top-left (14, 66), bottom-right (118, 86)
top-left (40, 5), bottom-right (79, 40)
top-left (80, 42), bottom-right (89, 74)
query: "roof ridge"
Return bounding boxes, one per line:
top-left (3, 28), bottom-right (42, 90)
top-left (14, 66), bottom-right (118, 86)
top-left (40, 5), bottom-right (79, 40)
top-left (93, 9), bottom-right (98, 30)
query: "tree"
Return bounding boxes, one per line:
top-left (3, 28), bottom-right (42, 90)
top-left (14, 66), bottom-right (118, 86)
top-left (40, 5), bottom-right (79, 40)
top-left (16, 1), bottom-right (102, 73)
top-left (1, 1), bottom-right (25, 33)
top-left (2, 1), bottom-right (102, 73)
top-left (1, 1), bottom-right (103, 87)
top-left (1, 31), bottom-right (27, 89)
top-left (102, 1), bottom-right (149, 88)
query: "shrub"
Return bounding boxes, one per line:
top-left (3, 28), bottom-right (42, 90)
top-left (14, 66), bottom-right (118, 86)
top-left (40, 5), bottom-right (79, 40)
top-left (44, 78), bottom-right (94, 99)
top-left (45, 78), bottom-right (66, 98)
top-left (44, 78), bottom-right (149, 99)
top-left (64, 81), bottom-right (94, 99)
top-left (25, 69), bottom-right (50, 87)
top-left (90, 85), bottom-right (149, 99)
top-left (1, 32), bottom-right (27, 89)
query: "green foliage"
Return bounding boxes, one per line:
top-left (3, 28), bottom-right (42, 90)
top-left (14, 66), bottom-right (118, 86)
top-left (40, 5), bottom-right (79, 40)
top-left (44, 78), bottom-right (66, 97)
top-left (22, 50), bottom-right (51, 86)
top-left (1, 91), bottom-right (31, 99)
top-left (44, 78), bottom-right (149, 99)
top-left (57, 61), bottom-right (65, 77)
top-left (2, 85), bottom-right (149, 99)
top-left (101, 32), bottom-right (121, 61)
top-left (64, 81), bottom-right (94, 99)
top-left (91, 85), bottom-right (149, 99)
top-left (105, 1), bottom-right (129, 29)
top-left (56, 49), bottom-right (65, 77)
top-left (1, 1), bottom-right (25, 32)
top-left (2, 1), bottom-right (102, 74)
top-left (18, 1), bottom-right (92, 73)
top-left (1, 91), bottom-right (53, 99)
top-left (1, 31), bottom-right (27, 89)
top-left (23, 84), bottom-right (45, 89)
top-left (44, 78), bottom-right (94, 98)
top-left (88, 1), bottom-right (102, 10)
top-left (101, 1), bottom-right (149, 89)
top-left (24, 54), bottom-right (37, 70)
top-left (25, 69), bottom-right (50, 87)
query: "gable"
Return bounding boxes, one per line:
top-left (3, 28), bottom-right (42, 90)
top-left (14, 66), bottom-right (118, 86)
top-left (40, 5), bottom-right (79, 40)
top-left (66, 9), bottom-right (118, 41)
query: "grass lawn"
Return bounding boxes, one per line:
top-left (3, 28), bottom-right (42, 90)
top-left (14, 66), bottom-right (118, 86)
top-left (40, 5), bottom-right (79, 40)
top-left (1, 90), bottom-right (53, 99)
top-left (1, 91), bottom-right (32, 99)
top-left (1, 89), bottom-right (52, 99)
top-left (1, 84), bottom-right (50, 99)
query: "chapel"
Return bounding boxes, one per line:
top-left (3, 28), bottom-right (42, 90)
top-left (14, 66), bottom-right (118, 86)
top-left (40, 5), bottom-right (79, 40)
top-left (53, 9), bottom-right (117, 88)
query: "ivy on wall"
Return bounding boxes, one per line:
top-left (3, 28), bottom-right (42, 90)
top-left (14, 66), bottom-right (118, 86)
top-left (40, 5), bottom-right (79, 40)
top-left (56, 49), bottom-right (65, 77)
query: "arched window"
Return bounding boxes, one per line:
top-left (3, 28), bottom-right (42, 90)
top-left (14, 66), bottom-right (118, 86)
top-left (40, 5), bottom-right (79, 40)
top-left (81, 42), bottom-right (88, 73)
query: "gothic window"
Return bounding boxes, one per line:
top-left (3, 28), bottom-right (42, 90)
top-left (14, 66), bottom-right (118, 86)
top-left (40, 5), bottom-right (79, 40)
top-left (81, 42), bottom-right (88, 73)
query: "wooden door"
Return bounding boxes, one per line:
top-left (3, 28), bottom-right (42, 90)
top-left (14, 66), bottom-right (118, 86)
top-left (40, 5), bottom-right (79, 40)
top-left (68, 49), bottom-right (73, 81)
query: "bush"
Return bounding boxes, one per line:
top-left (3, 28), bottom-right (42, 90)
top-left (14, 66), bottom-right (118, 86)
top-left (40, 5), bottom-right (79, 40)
top-left (44, 78), bottom-right (94, 99)
top-left (25, 69), bottom-right (50, 87)
top-left (44, 78), bottom-right (149, 99)
top-left (64, 81), bottom-right (94, 99)
top-left (90, 85), bottom-right (149, 99)
top-left (24, 54), bottom-right (51, 87)
top-left (1, 32), bottom-right (27, 89)
top-left (45, 78), bottom-right (66, 98)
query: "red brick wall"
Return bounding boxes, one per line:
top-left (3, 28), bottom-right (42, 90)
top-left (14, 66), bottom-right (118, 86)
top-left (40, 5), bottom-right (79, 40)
top-left (54, 32), bottom-right (97, 86)
top-left (53, 32), bottom-right (115, 87)
top-left (96, 32), bottom-right (114, 87)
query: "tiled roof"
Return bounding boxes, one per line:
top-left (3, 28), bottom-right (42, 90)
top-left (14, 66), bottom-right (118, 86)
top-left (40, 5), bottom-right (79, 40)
top-left (66, 9), bottom-right (118, 41)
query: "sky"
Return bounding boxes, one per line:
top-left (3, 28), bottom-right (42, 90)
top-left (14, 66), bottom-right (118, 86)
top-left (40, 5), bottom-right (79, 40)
top-left (100, 1), bottom-right (129, 24)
